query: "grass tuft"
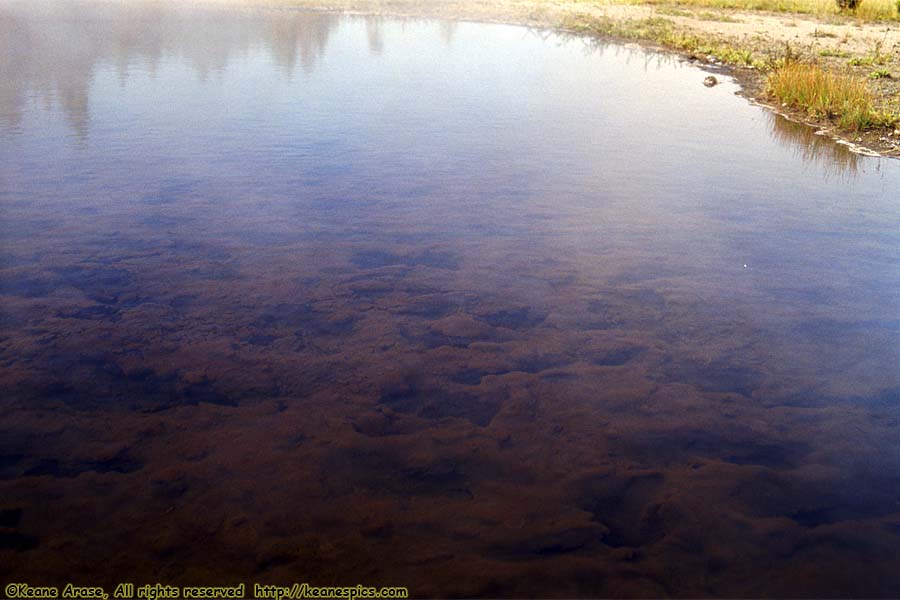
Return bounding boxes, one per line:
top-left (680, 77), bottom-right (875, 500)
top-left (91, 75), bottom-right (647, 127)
top-left (766, 61), bottom-right (898, 129)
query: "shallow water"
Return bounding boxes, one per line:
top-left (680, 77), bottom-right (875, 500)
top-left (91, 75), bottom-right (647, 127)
top-left (2, 1), bottom-right (900, 596)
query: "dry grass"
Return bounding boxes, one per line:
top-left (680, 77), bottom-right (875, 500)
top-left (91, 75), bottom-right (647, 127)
top-left (766, 61), bottom-right (898, 129)
top-left (616, 0), bottom-right (900, 20)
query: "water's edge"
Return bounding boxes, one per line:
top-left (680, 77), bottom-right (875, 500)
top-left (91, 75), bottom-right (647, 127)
top-left (249, 0), bottom-right (892, 159)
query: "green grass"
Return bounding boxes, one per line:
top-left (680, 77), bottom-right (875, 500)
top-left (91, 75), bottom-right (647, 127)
top-left (656, 6), bottom-right (695, 15)
top-left (562, 14), bottom-right (761, 65)
top-left (766, 61), bottom-right (898, 129)
top-left (819, 48), bottom-right (852, 57)
top-left (697, 10), bottom-right (744, 20)
top-left (656, 6), bottom-right (744, 18)
top-left (847, 42), bottom-right (892, 65)
top-left (869, 67), bottom-right (892, 77)
top-left (849, 54), bottom-right (890, 65)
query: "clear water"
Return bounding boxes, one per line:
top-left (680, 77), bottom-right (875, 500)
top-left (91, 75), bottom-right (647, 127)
top-left (2, 1), bottom-right (900, 596)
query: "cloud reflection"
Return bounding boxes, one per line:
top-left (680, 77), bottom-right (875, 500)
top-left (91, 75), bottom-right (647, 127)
top-left (0, 1), bottom-right (340, 134)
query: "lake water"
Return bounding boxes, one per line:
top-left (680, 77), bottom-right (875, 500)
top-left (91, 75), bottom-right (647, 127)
top-left (2, 1), bottom-right (900, 596)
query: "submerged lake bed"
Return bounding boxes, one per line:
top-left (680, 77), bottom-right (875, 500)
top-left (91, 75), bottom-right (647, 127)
top-left (2, 1), bottom-right (900, 596)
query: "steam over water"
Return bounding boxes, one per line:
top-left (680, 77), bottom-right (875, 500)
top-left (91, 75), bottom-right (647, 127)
top-left (2, 1), bottom-right (900, 596)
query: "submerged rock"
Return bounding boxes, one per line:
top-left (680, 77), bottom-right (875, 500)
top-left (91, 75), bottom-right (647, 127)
top-left (703, 75), bottom-right (718, 87)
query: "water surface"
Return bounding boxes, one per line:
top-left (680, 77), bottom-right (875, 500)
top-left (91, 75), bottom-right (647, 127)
top-left (2, 2), bottom-right (900, 596)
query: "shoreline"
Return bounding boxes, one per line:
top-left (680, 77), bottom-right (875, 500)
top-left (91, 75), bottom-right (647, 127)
top-left (168, 0), bottom-right (900, 158)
